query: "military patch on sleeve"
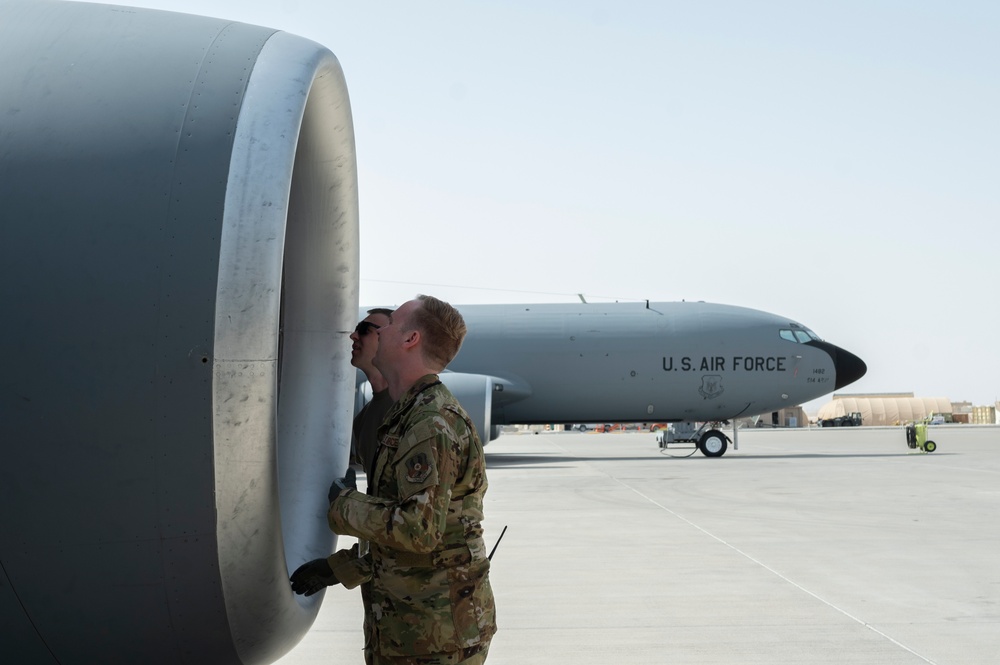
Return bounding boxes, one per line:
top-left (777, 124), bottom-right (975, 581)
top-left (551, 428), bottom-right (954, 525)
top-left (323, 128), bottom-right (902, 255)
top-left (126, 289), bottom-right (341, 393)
top-left (405, 452), bottom-right (433, 483)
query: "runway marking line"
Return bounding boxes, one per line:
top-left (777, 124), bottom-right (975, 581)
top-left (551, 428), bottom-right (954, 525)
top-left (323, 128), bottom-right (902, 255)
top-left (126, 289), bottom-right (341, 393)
top-left (623, 478), bottom-right (939, 665)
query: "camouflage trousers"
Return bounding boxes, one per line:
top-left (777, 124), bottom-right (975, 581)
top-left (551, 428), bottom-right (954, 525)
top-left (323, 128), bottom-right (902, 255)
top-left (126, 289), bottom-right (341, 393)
top-left (362, 581), bottom-right (375, 665)
top-left (371, 641), bottom-right (490, 665)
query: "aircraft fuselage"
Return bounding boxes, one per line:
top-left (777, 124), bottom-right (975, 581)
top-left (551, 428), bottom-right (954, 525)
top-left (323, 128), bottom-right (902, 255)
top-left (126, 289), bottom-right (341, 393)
top-left (445, 301), bottom-right (865, 425)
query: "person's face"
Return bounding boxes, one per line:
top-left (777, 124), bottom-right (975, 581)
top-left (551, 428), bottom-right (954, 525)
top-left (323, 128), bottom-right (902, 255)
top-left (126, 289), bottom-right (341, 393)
top-left (373, 300), bottom-right (419, 371)
top-left (349, 312), bottom-right (389, 370)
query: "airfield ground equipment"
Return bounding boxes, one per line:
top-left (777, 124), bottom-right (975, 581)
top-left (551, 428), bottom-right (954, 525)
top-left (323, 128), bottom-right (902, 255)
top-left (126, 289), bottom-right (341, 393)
top-left (656, 421), bottom-right (732, 457)
top-left (819, 411), bottom-right (863, 427)
top-left (904, 420), bottom-right (938, 453)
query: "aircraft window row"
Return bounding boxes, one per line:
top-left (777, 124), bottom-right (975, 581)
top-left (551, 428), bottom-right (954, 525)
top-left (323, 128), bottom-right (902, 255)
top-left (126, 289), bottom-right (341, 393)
top-left (779, 328), bottom-right (821, 343)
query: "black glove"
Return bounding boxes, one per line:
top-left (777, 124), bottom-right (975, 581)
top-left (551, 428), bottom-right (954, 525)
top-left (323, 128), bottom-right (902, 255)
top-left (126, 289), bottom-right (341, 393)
top-left (290, 557), bottom-right (339, 597)
top-left (328, 467), bottom-right (357, 503)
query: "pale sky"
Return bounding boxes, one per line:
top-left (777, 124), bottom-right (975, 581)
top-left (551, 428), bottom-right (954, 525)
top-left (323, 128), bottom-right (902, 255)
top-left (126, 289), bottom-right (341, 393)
top-left (74, 1), bottom-right (999, 410)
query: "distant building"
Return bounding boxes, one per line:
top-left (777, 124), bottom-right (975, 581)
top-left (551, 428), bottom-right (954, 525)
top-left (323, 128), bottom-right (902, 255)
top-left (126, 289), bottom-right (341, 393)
top-left (972, 405), bottom-right (997, 425)
top-left (816, 393), bottom-right (952, 426)
top-left (951, 401), bottom-right (974, 424)
top-left (952, 401), bottom-right (973, 417)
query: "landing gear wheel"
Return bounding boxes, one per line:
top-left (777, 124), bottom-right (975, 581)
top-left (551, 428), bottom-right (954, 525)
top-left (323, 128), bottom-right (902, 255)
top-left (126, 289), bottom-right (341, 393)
top-left (699, 429), bottom-right (729, 457)
top-left (924, 440), bottom-right (937, 453)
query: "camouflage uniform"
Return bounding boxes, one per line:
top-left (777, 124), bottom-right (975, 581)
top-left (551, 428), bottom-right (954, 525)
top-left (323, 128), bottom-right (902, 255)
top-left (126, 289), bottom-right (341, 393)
top-left (329, 375), bottom-right (496, 663)
top-left (347, 388), bottom-right (394, 664)
top-left (352, 389), bottom-right (393, 483)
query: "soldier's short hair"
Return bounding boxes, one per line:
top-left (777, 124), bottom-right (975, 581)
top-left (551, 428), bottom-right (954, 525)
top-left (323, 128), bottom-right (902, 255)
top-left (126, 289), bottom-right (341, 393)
top-left (366, 307), bottom-right (393, 317)
top-left (409, 294), bottom-right (466, 370)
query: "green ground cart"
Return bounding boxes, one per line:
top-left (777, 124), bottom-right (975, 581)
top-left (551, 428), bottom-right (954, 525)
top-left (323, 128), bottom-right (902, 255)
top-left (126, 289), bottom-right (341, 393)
top-left (904, 420), bottom-right (938, 453)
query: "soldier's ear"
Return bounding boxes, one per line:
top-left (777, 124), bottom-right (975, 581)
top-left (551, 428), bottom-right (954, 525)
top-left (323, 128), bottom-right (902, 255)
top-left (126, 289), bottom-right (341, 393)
top-left (401, 329), bottom-right (420, 349)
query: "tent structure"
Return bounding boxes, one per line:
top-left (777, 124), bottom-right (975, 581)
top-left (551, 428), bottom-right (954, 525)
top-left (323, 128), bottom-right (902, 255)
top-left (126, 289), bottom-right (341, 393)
top-left (816, 394), bottom-right (951, 426)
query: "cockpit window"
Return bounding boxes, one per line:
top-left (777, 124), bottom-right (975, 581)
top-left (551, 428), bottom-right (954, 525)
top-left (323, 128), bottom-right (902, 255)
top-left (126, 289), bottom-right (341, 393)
top-left (780, 328), bottom-right (823, 343)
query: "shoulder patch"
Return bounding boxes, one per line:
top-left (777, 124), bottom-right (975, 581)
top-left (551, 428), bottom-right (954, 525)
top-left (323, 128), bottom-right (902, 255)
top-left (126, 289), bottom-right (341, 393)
top-left (405, 452), bottom-right (433, 483)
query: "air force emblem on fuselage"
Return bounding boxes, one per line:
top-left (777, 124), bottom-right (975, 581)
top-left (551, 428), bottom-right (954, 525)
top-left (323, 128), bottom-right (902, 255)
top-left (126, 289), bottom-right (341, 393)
top-left (698, 375), bottom-right (724, 400)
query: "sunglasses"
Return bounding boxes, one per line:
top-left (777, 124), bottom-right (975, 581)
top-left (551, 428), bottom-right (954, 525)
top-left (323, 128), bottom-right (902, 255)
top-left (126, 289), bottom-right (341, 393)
top-left (354, 321), bottom-right (381, 336)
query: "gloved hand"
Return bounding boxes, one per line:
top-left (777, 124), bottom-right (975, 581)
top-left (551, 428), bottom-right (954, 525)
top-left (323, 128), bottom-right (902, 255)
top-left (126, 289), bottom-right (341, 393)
top-left (290, 557), bottom-right (338, 597)
top-left (328, 467), bottom-right (357, 503)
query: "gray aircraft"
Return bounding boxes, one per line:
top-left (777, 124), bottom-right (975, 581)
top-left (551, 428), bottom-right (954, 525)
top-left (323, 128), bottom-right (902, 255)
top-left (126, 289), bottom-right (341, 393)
top-left (0, 2), bottom-right (863, 665)
top-left (371, 301), bottom-right (866, 457)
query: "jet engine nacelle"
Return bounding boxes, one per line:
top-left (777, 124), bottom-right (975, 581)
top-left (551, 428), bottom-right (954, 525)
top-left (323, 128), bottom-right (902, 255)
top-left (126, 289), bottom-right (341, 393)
top-left (355, 372), bottom-right (504, 444)
top-left (0, 2), bottom-right (358, 663)
top-left (439, 373), bottom-right (499, 443)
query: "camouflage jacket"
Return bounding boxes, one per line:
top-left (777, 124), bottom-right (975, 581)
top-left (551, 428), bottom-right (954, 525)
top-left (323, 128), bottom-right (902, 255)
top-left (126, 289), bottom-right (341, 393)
top-left (351, 388), bottom-right (393, 479)
top-left (329, 388), bottom-right (395, 594)
top-left (328, 375), bottom-right (497, 657)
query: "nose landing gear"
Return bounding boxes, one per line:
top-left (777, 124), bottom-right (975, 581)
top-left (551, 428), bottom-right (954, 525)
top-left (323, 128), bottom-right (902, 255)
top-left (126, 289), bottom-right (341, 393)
top-left (657, 422), bottom-right (733, 457)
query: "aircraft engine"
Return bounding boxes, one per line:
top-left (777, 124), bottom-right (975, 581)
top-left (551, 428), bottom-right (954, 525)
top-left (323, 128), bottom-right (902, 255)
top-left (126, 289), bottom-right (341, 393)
top-left (440, 372), bottom-right (520, 446)
top-left (0, 2), bottom-right (357, 663)
top-left (438, 373), bottom-right (499, 443)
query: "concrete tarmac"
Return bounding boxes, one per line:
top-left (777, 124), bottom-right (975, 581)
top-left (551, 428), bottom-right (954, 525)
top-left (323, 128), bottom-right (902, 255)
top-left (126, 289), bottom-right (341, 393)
top-left (277, 426), bottom-right (1000, 664)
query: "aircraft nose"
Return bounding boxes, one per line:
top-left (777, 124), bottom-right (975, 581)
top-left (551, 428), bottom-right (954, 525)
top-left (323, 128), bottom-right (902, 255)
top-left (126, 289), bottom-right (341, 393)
top-left (807, 341), bottom-right (867, 390)
top-left (831, 345), bottom-right (867, 390)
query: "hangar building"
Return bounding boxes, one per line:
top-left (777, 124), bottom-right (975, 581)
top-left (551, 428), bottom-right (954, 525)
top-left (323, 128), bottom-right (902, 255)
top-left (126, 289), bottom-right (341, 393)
top-left (816, 393), bottom-right (952, 426)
